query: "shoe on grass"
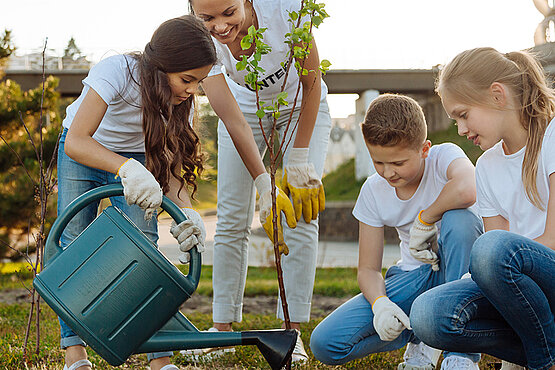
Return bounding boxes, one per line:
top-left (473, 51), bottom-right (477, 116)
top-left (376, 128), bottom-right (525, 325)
top-left (63, 359), bottom-right (92, 370)
top-left (441, 355), bottom-right (479, 370)
top-left (398, 341), bottom-right (442, 369)
top-left (500, 360), bottom-right (526, 370)
top-left (291, 329), bottom-right (308, 364)
top-left (180, 327), bottom-right (235, 362)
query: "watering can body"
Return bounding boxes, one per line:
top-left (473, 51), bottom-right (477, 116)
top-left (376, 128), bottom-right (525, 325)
top-left (34, 184), bottom-right (296, 369)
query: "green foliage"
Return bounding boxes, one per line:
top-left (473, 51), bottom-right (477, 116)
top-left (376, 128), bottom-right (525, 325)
top-left (0, 76), bottom-right (61, 259)
top-left (176, 265), bottom-right (360, 297)
top-left (0, 29), bottom-right (15, 62)
top-left (63, 37), bottom-right (82, 60)
top-left (322, 158), bottom-right (365, 201)
top-left (237, 1), bottom-right (331, 123)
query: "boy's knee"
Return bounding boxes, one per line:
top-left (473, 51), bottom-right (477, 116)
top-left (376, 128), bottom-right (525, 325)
top-left (410, 292), bottom-right (439, 345)
top-left (441, 209), bottom-right (481, 235)
top-left (310, 327), bottom-right (347, 365)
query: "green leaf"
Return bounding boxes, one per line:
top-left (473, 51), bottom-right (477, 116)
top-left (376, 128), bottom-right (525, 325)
top-left (241, 37), bottom-right (252, 50)
top-left (236, 60), bottom-right (247, 71)
top-left (312, 15), bottom-right (322, 27)
top-left (248, 25), bottom-right (257, 37)
top-left (320, 59), bottom-right (331, 68)
top-left (256, 109), bottom-right (265, 119)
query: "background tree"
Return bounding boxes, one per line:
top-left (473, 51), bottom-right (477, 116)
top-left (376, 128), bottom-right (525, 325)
top-left (0, 34), bottom-right (61, 260)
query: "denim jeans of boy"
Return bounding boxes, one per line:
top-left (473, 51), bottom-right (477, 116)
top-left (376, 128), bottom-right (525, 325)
top-left (411, 230), bottom-right (555, 370)
top-left (309, 209), bottom-right (483, 365)
top-left (56, 129), bottom-right (172, 361)
top-left (212, 100), bottom-right (332, 324)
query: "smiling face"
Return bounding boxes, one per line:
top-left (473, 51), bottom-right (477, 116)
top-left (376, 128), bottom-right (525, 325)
top-left (166, 64), bottom-right (212, 105)
top-left (366, 141), bottom-right (431, 193)
top-left (190, 0), bottom-right (248, 45)
top-left (441, 90), bottom-right (507, 151)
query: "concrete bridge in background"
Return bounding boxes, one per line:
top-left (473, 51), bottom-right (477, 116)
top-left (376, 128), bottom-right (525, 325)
top-left (1, 67), bottom-right (449, 180)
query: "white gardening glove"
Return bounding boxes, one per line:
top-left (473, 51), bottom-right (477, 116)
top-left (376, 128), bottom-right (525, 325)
top-left (408, 211), bottom-right (440, 271)
top-left (282, 148), bottom-right (325, 223)
top-left (372, 296), bottom-right (412, 341)
top-left (255, 173), bottom-right (296, 255)
top-left (170, 207), bottom-right (206, 264)
top-left (117, 158), bottom-right (163, 221)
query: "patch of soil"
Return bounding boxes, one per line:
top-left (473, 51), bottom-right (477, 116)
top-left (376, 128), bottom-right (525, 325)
top-left (0, 289), bottom-right (349, 318)
top-left (180, 294), bottom-right (349, 318)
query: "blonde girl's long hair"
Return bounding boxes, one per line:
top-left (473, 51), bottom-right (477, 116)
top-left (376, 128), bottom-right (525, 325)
top-left (436, 47), bottom-right (555, 210)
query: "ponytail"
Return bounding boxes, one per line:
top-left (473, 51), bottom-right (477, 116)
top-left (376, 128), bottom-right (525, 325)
top-left (437, 47), bottom-right (555, 209)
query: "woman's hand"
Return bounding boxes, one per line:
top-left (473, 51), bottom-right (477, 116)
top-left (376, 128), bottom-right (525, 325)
top-left (282, 148), bottom-right (325, 223)
top-left (255, 173), bottom-right (297, 255)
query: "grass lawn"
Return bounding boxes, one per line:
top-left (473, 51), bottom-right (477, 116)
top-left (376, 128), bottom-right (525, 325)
top-left (0, 263), bottom-right (503, 369)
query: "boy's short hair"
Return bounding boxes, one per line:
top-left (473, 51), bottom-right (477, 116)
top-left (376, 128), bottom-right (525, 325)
top-left (361, 94), bottom-right (427, 149)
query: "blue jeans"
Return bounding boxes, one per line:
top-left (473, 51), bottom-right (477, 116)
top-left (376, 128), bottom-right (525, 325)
top-left (57, 129), bottom-right (172, 361)
top-left (411, 230), bottom-right (555, 370)
top-left (309, 209), bottom-right (483, 365)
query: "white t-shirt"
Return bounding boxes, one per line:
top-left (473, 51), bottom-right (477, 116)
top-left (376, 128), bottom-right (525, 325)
top-left (62, 55), bottom-right (145, 152)
top-left (353, 143), bottom-right (471, 271)
top-left (476, 118), bottom-right (555, 238)
top-left (208, 0), bottom-right (328, 113)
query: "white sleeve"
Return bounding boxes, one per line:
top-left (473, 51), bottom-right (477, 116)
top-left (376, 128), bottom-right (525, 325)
top-left (475, 157), bottom-right (500, 218)
top-left (82, 55), bottom-right (132, 105)
top-left (208, 62), bottom-right (224, 77)
top-left (352, 177), bottom-right (384, 227)
top-left (279, 0), bottom-right (308, 25)
top-left (432, 143), bottom-right (468, 182)
top-left (544, 123), bottom-right (555, 176)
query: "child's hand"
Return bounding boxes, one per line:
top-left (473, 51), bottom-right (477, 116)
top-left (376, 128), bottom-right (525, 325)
top-left (170, 208), bottom-right (206, 264)
top-left (117, 158), bottom-right (162, 221)
top-left (371, 296), bottom-right (411, 341)
top-left (408, 211), bottom-right (440, 271)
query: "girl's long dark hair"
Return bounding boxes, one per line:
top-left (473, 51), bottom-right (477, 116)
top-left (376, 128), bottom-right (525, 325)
top-left (135, 15), bottom-right (216, 198)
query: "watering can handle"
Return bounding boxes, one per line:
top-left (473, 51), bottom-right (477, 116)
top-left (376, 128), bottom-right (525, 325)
top-left (44, 183), bottom-right (201, 286)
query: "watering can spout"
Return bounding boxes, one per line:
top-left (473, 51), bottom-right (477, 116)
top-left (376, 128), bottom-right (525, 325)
top-left (242, 329), bottom-right (297, 369)
top-left (139, 327), bottom-right (296, 370)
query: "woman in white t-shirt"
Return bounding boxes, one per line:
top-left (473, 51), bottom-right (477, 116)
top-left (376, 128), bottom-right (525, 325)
top-left (57, 16), bottom-right (217, 370)
top-left (411, 47), bottom-right (555, 370)
top-left (186, 0), bottom-right (332, 362)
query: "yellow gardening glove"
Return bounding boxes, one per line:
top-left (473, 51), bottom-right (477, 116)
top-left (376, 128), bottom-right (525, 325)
top-left (282, 148), bottom-right (325, 223)
top-left (255, 173), bottom-right (297, 255)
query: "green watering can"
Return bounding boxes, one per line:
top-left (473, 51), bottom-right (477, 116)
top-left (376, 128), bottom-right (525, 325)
top-left (33, 184), bottom-right (296, 369)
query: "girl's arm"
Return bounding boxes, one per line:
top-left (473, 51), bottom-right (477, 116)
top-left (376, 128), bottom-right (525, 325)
top-left (165, 174), bottom-right (193, 208)
top-left (357, 222), bottom-right (387, 305)
top-left (419, 157), bottom-right (477, 224)
top-left (201, 74), bottom-right (266, 179)
top-left (292, 36), bottom-right (322, 148)
top-left (65, 88), bottom-right (129, 173)
top-left (535, 172), bottom-right (555, 250)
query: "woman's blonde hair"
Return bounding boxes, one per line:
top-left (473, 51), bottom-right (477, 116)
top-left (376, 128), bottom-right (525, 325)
top-left (436, 47), bottom-right (555, 209)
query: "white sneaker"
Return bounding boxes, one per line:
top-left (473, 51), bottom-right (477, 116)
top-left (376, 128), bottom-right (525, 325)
top-left (180, 327), bottom-right (235, 362)
top-left (441, 355), bottom-right (479, 370)
top-left (398, 342), bottom-right (442, 369)
top-left (63, 359), bottom-right (92, 370)
top-left (291, 329), bottom-right (308, 364)
top-left (500, 360), bottom-right (526, 370)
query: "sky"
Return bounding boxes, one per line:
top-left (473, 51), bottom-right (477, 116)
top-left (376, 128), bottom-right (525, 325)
top-left (1, 0), bottom-right (546, 117)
